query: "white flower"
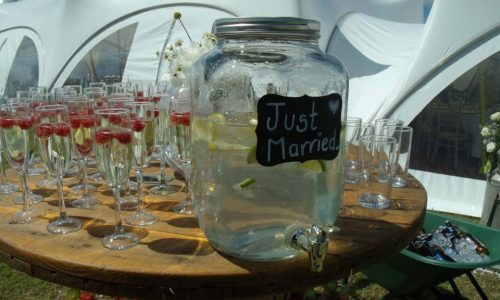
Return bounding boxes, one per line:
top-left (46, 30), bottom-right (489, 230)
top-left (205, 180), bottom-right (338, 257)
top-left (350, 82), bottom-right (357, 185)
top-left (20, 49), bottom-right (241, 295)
top-left (481, 127), bottom-right (492, 137)
top-left (164, 39), bottom-right (215, 87)
top-left (487, 142), bottom-right (496, 153)
top-left (159, 16), bottom-right (216, 88)
top-left (491, 112), bottom-right (500, 121)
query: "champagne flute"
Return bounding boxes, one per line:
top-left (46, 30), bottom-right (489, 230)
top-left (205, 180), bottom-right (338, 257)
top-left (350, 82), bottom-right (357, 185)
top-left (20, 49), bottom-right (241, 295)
top-left (0, 98), bottom-right (18, 194)
top-left (85, 89), bottom-right (107, 180)
top-left (66, 96), bottom-right (97, 195)
top-left (150, 95), bottom-right (178, 196)
top-left (0, 141), bottom-right (19, 194)
top-left (124, 102), bottom-right (158, 226)
top-left (89, 82), bottom-right (107, 89)
top-left (145, 82), bottom-right (168, 168)
top-left (95, 108), bottom-right (139, 249)
top-left (168, 98), bottom-right (193, 215)
top-left (63, 85), bottom-right (82, 96)
top-left (0, 103), bottom-right (40, 223)
top-left (35, 104), bottom-right (82, 234)
top-left (85, 87), bottom-right (107, 109)
top-left (5, 98), bottom-right (44, 204)
top-left (106, 97), bottom-right (138, 208)
top-left (33, 92), bottom-right (58, 189)
top-left (15, 92), bottom-right (47, 177)
top-left (67, 97), bottom-right (100, 208)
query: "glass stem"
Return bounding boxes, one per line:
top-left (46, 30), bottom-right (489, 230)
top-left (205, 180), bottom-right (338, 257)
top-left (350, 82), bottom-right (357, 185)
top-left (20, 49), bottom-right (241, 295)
top-left (112, 185), bottom-right (124, 234)
top-left (19, 168), bottom-right (31, 212)
top-left (124, 180), bottom-right (131, 198)
top-left (136, 167), bottom-right (145, 213)
top-left (57, 175), bottom-right (67, 219)
top-left (159, 146), bottom-right (166, 184)
top-left (183, 160), bottom-right (190, 202)
top-left (24, 171), bottom-right (34, 195)
top-left (0, 149), bottom-right (7, 184)
top-left (82, 157), bottom-right (89, 196)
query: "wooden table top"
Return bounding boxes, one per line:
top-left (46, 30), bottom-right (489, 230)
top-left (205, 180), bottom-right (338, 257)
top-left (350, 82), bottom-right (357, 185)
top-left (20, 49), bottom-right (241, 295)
top-left (0, 166), bottom-right (426, 299)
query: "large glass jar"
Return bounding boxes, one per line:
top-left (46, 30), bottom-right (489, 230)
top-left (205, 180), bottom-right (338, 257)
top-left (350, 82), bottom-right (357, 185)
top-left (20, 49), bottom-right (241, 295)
top-left (190, 17), bottom-right (348, 262)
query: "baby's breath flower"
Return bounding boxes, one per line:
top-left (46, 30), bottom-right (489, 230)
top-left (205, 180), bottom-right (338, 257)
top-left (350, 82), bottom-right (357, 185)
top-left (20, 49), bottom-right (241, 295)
top-left (158, 12), bottom-right (216, 85)
top-left (491, 112), bottom-right (500, 121)
top-left (481, 126), bottom-right (492, 137)
top-left (487, 142), bottom-right (496, 153)
top-left (175, 65), bottom-right (184, 72)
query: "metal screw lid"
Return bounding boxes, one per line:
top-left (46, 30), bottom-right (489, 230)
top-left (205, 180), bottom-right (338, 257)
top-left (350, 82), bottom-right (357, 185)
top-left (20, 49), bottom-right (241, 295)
top-left (212, 17), bottom-right (320, 39)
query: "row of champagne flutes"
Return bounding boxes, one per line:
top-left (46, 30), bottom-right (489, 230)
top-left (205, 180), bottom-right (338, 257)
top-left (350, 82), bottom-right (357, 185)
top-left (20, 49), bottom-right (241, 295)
top-left (0, 82), bottom-right (192, 250)
top-left (9, 82), bottom-right (188, 205)
top-left (343, 117), bottom-right (413, 209)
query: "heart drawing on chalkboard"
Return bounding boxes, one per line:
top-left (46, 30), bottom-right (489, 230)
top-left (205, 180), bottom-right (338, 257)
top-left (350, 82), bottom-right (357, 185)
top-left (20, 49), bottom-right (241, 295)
top-left (328, 99), bottom-right (339, 115)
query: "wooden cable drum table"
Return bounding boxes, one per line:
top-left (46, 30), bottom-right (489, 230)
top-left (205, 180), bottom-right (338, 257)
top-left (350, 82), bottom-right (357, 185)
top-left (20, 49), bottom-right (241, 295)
top-left (0, 166), bottom-right (426, 299)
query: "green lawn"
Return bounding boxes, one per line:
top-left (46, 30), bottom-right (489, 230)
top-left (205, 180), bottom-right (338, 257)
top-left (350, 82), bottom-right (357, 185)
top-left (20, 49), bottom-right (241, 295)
top-left (1, 259), bottom-right (498, 299)
top-left (0, 262), bottom-right (62, 300)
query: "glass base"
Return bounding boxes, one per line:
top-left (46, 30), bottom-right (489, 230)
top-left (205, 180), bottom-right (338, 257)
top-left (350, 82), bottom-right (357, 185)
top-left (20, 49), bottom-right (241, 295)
top-left (102, 231), bottom-right (139, 250)
top-left (142, 173), bottom-right (173, 184)
top-left (151, 149), bottom-right (162, 161)
top-left (27, 167), bottom-right (46, 176)
top-left (150, 184), bottom-right (178, 196)
top-left (36, 177), bottom-right (57, 189)
top-left (120, 196), bottom-right (138, 211)
top-left (125, 211), bottom-right (158, 226)
top-left (88, 172), bottom-right (103, 182)
top-left (173, 200), bottom-right (194, 215)
top-left (325, 225), bottom-right (340, 233)
top-left (126, 180), bottom-right (138, 191)
top-left (0, 182), bottom-right (18, 194)
top-left (209, 226), bottom-right (301, 261)
top-left (70, 184), bottom-right (97, 195)
top-left (87, 159), bottom-right (97, 168)
top-left (14, 192), bottom-right (44, 205)
top-left (343, 167), bottom-right (360, 184)
top-left (392, 176), bottom-right (408, 188)
top-left (65, 165), bottom-right (80, 176)
top-left (71, 195), bottom-right (101, 209)
top-left (10, 209), bottom-right (41, 224)
top-left (359, 192), bottom-right (391, 209)
top-left (47, 217), bottom-right (82, 234)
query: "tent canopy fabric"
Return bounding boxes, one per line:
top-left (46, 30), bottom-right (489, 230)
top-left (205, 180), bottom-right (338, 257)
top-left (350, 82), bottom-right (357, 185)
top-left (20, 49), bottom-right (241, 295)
top-left (0, 0), bottom-right (423, 91)
top-left (1, 0), bottom-right (499, 217)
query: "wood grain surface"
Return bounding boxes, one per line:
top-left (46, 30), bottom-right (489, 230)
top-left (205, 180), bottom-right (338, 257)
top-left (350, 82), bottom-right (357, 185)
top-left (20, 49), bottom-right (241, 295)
top-left (0, 165), bottom-right (426, 299)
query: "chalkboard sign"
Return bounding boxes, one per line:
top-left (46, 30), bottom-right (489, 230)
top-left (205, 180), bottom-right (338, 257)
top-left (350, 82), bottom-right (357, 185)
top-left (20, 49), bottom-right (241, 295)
top-left (255, 93), bottom-right (342, 166)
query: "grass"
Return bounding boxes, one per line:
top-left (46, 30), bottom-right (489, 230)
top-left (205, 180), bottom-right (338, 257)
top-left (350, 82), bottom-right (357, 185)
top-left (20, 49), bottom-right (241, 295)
top-left (0, 262), bottom-right (62, 300)
top-left (348, 269), bottom-right (500, 300)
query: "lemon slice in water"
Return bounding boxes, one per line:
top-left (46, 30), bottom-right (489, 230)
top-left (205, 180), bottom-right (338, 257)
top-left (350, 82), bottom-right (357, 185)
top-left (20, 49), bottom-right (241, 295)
top-left (246, 145), bottom-right (257, 164)
top-left (297, 160), bottom-right (326, 173)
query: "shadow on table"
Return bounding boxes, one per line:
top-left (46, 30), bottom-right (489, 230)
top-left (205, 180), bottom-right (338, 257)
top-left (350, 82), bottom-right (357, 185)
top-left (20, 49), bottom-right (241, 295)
top-left (142, 200), bottom-right (180, 212)
top-left (31, 188), bottom-right (56, 198)
top-left (86, 224), bottom-right (149, 239)
top-left (147, 238), bottom-right (213, 256)
top-left (166, 216), bottom-right (199, 229)
top-left (46, 197), bottom-right (81, 207)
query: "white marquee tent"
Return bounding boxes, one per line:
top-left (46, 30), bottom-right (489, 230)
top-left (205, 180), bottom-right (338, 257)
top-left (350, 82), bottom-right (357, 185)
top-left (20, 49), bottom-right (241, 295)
top-left (328, 0), bottom-right (500, 217)
top-left (1, 0), bottom-right (499, 217)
